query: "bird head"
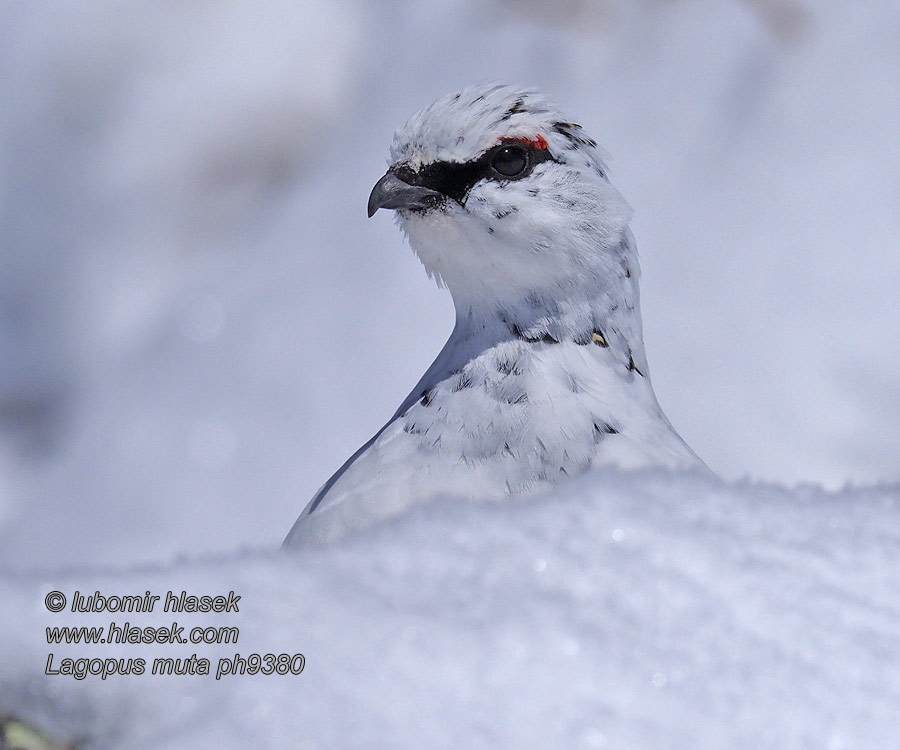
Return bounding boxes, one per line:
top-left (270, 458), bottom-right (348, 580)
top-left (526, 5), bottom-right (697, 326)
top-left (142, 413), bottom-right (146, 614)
top-left (368, 84), bottom-right (636, 323)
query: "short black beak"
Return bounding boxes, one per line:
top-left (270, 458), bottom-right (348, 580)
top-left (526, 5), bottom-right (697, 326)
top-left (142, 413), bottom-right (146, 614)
top-left (367, 170), bottom-right (443, 218)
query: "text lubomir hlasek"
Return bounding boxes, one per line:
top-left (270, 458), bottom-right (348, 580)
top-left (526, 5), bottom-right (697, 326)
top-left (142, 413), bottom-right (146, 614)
top-left (68, 590), bottom-right (240, 614)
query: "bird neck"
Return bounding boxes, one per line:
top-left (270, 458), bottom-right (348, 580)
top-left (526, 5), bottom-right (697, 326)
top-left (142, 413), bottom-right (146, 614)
top-left (446, 234), bottom-right (647, 376)
top-left (392, 231), bottom-right (702, 476)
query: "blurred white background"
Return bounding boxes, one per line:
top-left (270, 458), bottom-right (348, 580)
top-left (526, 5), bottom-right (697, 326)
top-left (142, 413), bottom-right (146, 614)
top-left (1, 0), bottom-right (898, 567)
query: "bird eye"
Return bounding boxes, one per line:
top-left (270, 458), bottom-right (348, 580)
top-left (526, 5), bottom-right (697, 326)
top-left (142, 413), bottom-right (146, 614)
top-left (490, 144), bottom-right (528, 178)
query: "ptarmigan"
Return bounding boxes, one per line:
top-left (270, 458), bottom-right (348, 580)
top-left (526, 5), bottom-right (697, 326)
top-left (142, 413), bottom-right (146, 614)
top-left (285, 83), bottom-right (703, 545)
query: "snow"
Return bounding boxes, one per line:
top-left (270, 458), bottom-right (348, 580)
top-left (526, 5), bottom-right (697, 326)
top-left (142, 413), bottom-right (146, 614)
top-left (3, 469), bottom-right (900, 749)
top-left (2, 0), bottom-right (900, 568)
top-left (2, 0), bottom-right (899, 746)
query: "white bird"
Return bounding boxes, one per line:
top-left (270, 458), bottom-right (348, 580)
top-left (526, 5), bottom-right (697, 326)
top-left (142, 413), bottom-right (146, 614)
top-left (285, 83), bottom-right (704, 545)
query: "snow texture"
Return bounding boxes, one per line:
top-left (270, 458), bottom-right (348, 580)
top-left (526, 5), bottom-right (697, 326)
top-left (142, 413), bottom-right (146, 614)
top-left (3, 470), bottom-right (900, 750)
top-left (1, 0), bottom-right (899, 569)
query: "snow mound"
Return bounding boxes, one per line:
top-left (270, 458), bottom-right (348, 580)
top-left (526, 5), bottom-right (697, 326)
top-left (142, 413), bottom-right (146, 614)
top-left (2, 469), bottom-right (898, 749)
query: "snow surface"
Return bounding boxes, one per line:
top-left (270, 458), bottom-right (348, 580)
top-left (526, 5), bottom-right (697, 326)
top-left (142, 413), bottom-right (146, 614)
top-left (2, 1), bottom-right (899, 747)
top-left (1, 0), bottom-right (899, 569)
top-left (3, 469), bottom-right (900, 750)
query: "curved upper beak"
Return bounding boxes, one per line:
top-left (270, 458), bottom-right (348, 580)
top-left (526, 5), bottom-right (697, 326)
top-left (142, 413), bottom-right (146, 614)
top-left (367, 170), bottom-right (443, 218)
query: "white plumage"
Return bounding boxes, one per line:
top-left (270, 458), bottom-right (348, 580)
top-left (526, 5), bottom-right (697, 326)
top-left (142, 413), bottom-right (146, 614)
top-left (285, 83), bottom-right (703, 545)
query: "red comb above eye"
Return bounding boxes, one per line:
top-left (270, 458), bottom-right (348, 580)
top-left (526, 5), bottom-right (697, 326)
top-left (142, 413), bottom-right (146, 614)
top-left (511, 134), bottom-right (549, 150)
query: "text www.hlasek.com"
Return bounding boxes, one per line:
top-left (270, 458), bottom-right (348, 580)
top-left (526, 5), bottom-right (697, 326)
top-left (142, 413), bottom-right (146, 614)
top-left (47, 621), bottom-right (239, 645)
top-left (42, 589), bottom-right (305, 680)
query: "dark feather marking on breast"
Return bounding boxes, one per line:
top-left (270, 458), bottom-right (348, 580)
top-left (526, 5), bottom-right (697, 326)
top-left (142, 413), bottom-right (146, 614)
top-left (628, 352), bottom-right (644, 377)
top-left (453, 373), bottom-right (474, 391)
top-left (496, 357), bottom-right (520, 376)
top-left (403, 420), bottom-right (426, 435)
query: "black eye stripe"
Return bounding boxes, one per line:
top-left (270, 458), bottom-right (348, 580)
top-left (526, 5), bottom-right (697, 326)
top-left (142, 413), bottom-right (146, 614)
top-left (392, 141), bottom-right (556, 204)
top-left (393, 161), bottom-right (483, 204)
